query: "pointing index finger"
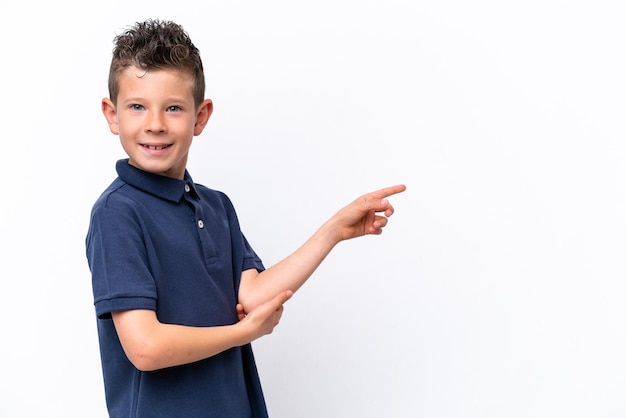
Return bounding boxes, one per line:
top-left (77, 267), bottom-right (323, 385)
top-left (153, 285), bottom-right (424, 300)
top-left (371, 184), bottom-right (407, 200)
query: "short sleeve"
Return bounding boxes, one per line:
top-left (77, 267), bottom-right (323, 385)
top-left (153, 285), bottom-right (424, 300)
top-left (86, 205), bottom-right (157, 319)
top-left (241, 234), bottom-right (264, 273)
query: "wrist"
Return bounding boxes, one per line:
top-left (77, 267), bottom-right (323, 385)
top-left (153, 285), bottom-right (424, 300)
top-left (318, 218), bottom-right (343, 246)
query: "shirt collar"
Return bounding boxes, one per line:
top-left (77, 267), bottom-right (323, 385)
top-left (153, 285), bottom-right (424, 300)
top-left (115, 159), bottom-right (199, 203)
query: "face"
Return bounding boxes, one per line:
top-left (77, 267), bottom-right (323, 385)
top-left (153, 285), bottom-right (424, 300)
top-left (102, 66), bottom-right (212, 179)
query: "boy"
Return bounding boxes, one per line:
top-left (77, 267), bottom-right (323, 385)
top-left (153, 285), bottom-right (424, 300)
top-left (86, 18), bottom-right (405, 418)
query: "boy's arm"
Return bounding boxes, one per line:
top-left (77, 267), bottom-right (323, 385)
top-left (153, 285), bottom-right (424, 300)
top-left (111, 290), bottom-right (292, 371)
top-left (238, 184), bottom-right (406, 311)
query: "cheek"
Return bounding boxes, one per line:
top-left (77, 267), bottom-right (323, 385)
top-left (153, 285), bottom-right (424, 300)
top-left (176, 119), bottom-right (198, 135)
top-left (117, 117), bottom-right (141, 134)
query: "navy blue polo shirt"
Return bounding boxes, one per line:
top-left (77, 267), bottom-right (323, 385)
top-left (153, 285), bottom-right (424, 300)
top-left (86, 159), bottom-right (268, 418)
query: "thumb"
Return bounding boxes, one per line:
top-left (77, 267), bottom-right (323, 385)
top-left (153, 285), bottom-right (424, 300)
top-left (273, 290), bottom-right (294, 307)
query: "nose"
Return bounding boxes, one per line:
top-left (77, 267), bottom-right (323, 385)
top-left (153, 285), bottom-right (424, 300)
top-left (145, 110), bottom-right (167, 133)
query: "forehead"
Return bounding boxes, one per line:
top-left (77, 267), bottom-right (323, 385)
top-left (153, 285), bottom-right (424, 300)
top-left (117, 65), bottom-right (194, 97)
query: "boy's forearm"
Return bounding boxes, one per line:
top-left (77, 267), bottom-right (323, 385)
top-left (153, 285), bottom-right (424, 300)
top-left (239, 219), bottom-right (341, 310)
top-left (148, 323), bottom-right (247, 370)
top-left (113, 310), bottom-right (251, 372)
top-left (113, 291), bottom-right (291, 371)
top-left (239, 184), bottom-right (405, 311)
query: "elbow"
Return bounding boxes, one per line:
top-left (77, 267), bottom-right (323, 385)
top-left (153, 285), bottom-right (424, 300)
top-left (124, 340), bottom-right (168, 372)
top-left (238, 284), bottom-right (264, 312)
top-left (112, 309), bottom-right (172, 371)
top-left (128, 353), bottom-right (159, 372)
top-left (237, 293), bottom-right (262, 312)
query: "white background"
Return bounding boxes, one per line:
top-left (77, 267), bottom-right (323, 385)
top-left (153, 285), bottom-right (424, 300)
top-left (1, 1), bottom-right (625, 417)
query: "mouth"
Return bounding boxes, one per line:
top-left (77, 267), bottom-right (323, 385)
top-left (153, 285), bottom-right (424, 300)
top-left (142, 144), bottom-right (172, 150)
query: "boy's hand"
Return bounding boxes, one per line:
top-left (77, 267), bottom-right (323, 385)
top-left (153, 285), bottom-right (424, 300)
top-left (332, 184), bottom-right (406, 241)
top-left (237, 290), bottom-right (293, 341)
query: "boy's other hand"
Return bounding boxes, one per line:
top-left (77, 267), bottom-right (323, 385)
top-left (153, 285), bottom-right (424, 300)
top-left (238, 290), bottom-right (293, 340)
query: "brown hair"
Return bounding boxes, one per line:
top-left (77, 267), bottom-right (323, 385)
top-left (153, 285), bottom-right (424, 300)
top-left (107, 19), bottom-right (205, 107)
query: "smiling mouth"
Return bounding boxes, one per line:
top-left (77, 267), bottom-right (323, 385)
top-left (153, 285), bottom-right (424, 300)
top-left (143, 144), bottom-right (171, 150)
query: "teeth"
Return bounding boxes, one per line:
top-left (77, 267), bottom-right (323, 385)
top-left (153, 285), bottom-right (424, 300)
top-left (146, 145), bottom-right (168, 150)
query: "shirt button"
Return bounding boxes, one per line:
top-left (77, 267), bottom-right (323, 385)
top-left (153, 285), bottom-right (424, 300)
top-left (198, 220), bottom-right (204, 229)
top-left (185, 184), bottom-right (191, 193)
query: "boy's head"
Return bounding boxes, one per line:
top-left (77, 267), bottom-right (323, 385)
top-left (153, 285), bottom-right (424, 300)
top-left (108, 19), bottom-right (205, 108)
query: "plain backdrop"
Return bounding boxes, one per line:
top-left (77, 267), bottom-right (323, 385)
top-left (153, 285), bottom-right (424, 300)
top-left (1, 1), bottom-right (625, 417)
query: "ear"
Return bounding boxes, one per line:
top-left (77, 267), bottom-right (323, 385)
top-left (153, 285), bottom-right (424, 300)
top-left (193, 99), bottom-right (213, 136)
top-left (102, 98), bottom-right (119, 135)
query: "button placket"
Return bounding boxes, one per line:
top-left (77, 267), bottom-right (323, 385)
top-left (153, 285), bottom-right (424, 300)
top-left (184, 187), bottom-right (216, 262)
top-left (184, 184), bottom-right (204, 229)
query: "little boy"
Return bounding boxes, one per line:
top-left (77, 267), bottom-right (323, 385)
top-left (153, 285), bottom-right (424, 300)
top-left (86, 18), bottom-right (405, 418)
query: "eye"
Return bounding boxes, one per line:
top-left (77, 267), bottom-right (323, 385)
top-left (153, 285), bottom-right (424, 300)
top-left (166, 105), bottom-right (181, 112)
top-left (130, 104), bottom-right (144, 111)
